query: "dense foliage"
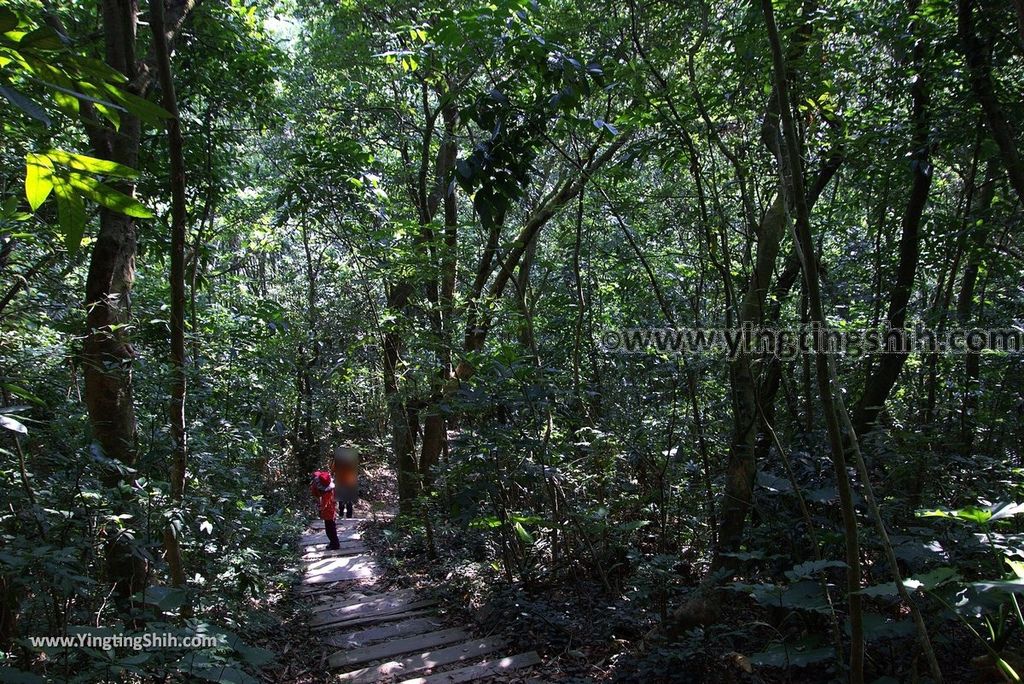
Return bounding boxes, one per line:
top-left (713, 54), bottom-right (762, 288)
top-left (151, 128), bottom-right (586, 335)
top-left (1, 0), bottom-right (1023, 681)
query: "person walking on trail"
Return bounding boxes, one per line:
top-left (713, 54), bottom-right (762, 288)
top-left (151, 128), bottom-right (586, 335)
top-left (310, 470), bottom-right (340, 550)
top-left (332, 444), bottom-right (359, 519)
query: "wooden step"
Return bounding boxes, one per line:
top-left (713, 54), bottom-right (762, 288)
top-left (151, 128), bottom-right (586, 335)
top-left (310, 590), bottom-right (433, 626)
top-left (397, 651), bottom-right (542, 684)
top-left (301, 542), bottom-right (368, 559)
top-left (311, 588), bottom-right (417, 614)
top-left (312, 608), bottom-right (438, 632)
top-left (300, 530), bottom-right (362, 547)
top-left (323, 617), bottom-right (445, 649)
top-left (304, 555), bottom-right (378, 576)
top-left (335, 637), bottom-right (507, 683)
top-left (328, 627), bottom-right (470, 669)
top-left (311, 596), bottom-right (438, 628)
top-left (303, 555), bottom-right (378, 584)
top-left (308, 518), bottom-right (368, 530)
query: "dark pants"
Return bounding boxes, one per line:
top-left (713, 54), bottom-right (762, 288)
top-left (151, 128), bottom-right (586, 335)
top-left (338, 484), bottom-right (357, 518)
top-left (324, 519), bottom-right (340, 549)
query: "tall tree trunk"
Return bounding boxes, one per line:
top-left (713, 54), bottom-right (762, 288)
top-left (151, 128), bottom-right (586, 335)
top-left (959, 0), bottom-right (1024, 204)
top-left (150, 0), bottom-right (187, 592)
top-left (418, 102), bottom-right (459, 490)
top-left (957, 164), bottom-right (997, 452)
top-left (78, 0), bottom-right (196, 601)
top-left (300, 222), bottom-right (319, 468)
top-left (852, 13), bottom-right (933, 436)
top-left (86, 0), bottom-right (146, 600)
top-left (715, 194), bottom-right (788, 562)
top-left (760, 0), bottom-right (865, 677)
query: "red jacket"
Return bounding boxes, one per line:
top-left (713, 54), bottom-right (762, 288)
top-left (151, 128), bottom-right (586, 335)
top-left (310, 481), bottom-right (337, 521)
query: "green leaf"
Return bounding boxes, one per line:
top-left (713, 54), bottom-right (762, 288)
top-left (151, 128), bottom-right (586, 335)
top-left (66, 173), bottom-right (153, 218)
top-left (24, 153), bottom-right (54, 211)
top-left (969, 579), bottom-right (1024, 593)
top-left (3, 383), bottom-right (44, 405)
top-left (857, 581), bottom-right (900, 598)
top-left (133, 585), bottom-right (187, 611)
top-left (513, 520), bottom-right (534, 544)
top-left (785, 560), bottom-right (847, 581)
top-left (102, 83), bottom-right (170, 125)
top-left (918, 502), bottom-right (1024, 525)
top-left (19, 26), bottom-right (63, 50)
top-left (0, 414), bottom-right (28, 435)
top-left (47, 150), bottom-right (138, 178)
top-left (751, 643), bottom-right (834, 668)
top-left (904, 567), bottom-right (960, 591)
top-left (0, 85), bottom-right (51, 126)
top-left (52, 176), bottom-right (86, 253)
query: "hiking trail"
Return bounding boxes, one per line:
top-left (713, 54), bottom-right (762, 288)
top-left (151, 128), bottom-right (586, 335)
top-left (294, 516), bottom-right (542, 683)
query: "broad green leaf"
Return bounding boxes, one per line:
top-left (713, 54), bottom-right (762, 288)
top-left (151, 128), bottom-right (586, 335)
top-left (33, 78), bottom-right (124, 110)
top-left (750, 643), bottom-right (834, 668)
top-left (513, 520), bottom-right (534, 544)
top-left (101, 83), bottom-right (170, 124)
top-left (857, 582), bottom-right (900, 598)
top-left (989, 502), bottom-right (1024, 521)
top-left (75, 58), bottom-right (129, 85)
top-left (904, 567), bottom-right (959, 591)
top-left (785, 559), bottom-right (847, 581)
top-left (0, 84), bottom-right (51, 126)
top-left (66, 173), bottom-right (153, 218)
top-left (969, 579), bottom-right (1024, 593)
top-left (52, 176), bottom-right (86, 253)
top-left (94, 101), bottom-right (121, 130)
top-left (2, 383), bottom-right (43, 406)
top-left (918, 502), bottom-right (1024, 525)
top-left (24, 153), bottom-right (53, 210)
top-left (48, 150), bottom-right (138, 178)
top-left (0, 414), bottom-right (28, 435)
top-left (133, 585), bottom-right (187, 611)
top-left (19, 26), bottom-right (63, 49)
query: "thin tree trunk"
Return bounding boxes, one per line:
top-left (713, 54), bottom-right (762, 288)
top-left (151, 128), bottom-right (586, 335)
top-left (760, 0), bottom-right (865, 678)
top-left (150, 0), bottom-right (187, 592)
top-left (957, 164), bottom-right (997, 452)
top-left (959, 0), bottom-right (1024, 204)
top-left (852, 7), bottom-right (933, 436)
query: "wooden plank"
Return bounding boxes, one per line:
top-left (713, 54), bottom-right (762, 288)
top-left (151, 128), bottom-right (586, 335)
top-left (308, 518), bottom-right (368, 530)
top-left (300, 530), bottom-right (362, 547)
top-left (398, 651), bottom-right (542, 684)
top-left (310, 590), bottom-right (427, 624)
top-left (311, 588), bottom-right (417, 613)
top-left (311, 596), bottom-right (438, 627)
top-left (312, 608), bottom-right (438, 632)
top-left (304, 555), bottom-right (380, 576)
top-left (323, 617), bottom-right (445, 649)
top-left (303, 555), bottom-right (378, 584)
top-left (328, 628), bottom-right (470, 669)
top-left (334, 638), bottom-right (507, 683)
top-left (301, 543), bottom-right (369, 560)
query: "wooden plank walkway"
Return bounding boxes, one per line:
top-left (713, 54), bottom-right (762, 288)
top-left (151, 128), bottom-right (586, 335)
top-left (297, 517), bottom-right (540, 682)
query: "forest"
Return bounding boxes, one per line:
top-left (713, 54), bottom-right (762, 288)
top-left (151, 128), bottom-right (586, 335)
top-left (1, 0), bottom-right (1023, 681)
